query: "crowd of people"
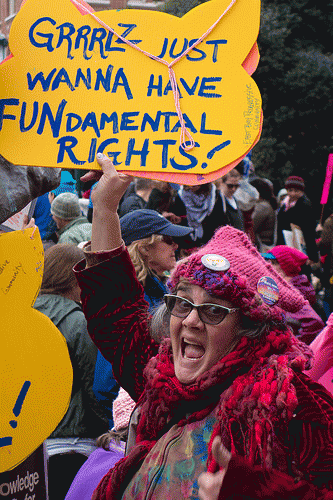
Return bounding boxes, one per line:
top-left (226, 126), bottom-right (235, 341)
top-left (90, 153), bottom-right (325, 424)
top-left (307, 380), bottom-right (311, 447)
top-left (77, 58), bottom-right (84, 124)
top-left (23, 159), bottom-right (333, 499)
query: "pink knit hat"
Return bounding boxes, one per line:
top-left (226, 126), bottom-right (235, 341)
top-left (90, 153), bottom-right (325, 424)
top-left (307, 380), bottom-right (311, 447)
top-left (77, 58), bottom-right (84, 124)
top-left (168, 226), bottom-right (307, 323)
top-left (268, 245), bottom-right (308, 277)
top-left (112, 388), bottom-right (136, 431)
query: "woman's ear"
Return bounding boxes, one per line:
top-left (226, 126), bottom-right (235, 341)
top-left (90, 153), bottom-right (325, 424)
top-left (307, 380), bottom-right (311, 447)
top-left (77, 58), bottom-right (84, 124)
top-left (138, 242), bottom-right (150, 258)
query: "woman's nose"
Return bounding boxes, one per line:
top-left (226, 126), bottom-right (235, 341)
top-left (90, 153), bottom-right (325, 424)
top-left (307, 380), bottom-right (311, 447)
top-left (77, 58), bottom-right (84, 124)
top-left (182, 307), bottom-right (204, 328)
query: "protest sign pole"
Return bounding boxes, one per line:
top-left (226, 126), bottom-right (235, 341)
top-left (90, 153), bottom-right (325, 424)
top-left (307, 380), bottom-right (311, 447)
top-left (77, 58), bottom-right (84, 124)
top-left (319, 153), bottom-right (333, 224)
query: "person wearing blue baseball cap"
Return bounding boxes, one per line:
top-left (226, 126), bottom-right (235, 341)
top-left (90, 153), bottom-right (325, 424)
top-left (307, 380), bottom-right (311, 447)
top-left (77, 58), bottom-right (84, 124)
top-left (120, 208), bottom-right (193, 246)
top-left (120, 209), bottom-right (193, 313)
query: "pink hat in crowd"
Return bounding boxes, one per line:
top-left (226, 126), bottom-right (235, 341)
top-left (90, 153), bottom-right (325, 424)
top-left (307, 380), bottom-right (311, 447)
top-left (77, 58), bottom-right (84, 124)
top-left (263, 245), bottom-right (308, 277)
top-left (168, 226), bottom-right (307, 324)
top-left (112, 387), bottom-right (136, 431)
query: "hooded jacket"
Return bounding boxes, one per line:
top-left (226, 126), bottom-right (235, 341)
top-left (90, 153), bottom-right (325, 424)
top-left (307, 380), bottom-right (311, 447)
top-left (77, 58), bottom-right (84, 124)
top-left (34, 294), bottom-right (108, 438)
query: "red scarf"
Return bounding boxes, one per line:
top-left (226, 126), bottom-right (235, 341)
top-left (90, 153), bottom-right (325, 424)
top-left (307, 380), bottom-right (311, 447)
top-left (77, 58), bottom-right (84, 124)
top-left (93, 327), bottom-right (311, 500)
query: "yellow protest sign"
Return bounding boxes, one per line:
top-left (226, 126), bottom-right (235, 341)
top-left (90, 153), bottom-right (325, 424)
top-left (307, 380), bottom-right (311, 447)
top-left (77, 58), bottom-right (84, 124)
top-left (0, 0), bottom-right (262, 184)
top-left (0, 228), bottom-right (72, 472)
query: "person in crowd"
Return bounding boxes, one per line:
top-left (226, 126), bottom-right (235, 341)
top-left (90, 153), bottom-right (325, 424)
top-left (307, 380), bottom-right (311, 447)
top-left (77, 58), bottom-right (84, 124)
top-left (50, 192), bottom-right (92, 245)
top-left (232, 168), bottom-right (259, 243)
top-left (277, 188), bottom-right (288, 207)
top-left (33, 170), bottom-right (78, 248)
top-left (146, 180), bottom-right (181, 224)
top-left (33, 244), bottom-right (109, 500)
top-left (64, 387), bottom-right (136, 500)
top-left (318, 212), bottom-right (333, 316)
top-left (304, 313), bottom-right (333, 396)
top-left (74, 155), bottom-right (333, 500)
top-left (216, 169), bottom-right (244, 231)
top-left (170, 175), bottom-right (242, 252)
top-left (262, 245), bottom-right (325, 344)
top-left (250, 177), bottom-right (278, 251)
top-left (118, 177), bottom-right (153, 217)
top-left (92, 208), bottom-right (193, 420)
top-left (277, 176), bottom-right (319, 264)
top-left (48, 170), bottom-right (78, 204)
top-left (120, 208), bottom-right (193, 311)
top-left (33, 193), bottom-right (58, 248)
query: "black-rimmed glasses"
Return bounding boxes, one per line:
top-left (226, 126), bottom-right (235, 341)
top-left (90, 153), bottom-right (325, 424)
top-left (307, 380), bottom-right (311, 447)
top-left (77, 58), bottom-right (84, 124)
top-left (164, 294), bottom-right (239, 325)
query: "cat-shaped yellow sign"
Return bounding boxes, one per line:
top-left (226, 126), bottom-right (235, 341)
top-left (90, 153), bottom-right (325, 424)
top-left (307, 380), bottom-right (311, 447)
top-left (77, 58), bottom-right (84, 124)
top-left (0, 0), bottom-right (262, 184)
top-left (0, 228), bottom-right (72, 472)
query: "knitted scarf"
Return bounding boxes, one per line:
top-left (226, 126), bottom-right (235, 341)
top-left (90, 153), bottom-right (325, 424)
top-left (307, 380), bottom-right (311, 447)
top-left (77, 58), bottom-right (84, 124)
top-left (92, 326), bottom-right (311, 500)
top-left (178, 184), bottom-right (216, 241)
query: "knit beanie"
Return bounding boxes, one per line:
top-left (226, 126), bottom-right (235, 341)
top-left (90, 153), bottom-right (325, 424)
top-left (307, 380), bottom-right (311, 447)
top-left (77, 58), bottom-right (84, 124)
top-left (168, 226), bottom-right (307, 324)
top-left (268, 245), bottom-right (308, 277)
top-left (112, 388), bottom-right (136, 431)
top-left (52, 170), bottom-right (77, 197)
top-left (50, 192), bottom-right (81, 220)
top-left (284, 176), bottom-right (305, 191)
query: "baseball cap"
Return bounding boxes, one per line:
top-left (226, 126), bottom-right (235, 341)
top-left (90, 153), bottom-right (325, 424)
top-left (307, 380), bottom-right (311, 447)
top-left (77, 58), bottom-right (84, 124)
top-left (120, 209), bottom-right (193, 246)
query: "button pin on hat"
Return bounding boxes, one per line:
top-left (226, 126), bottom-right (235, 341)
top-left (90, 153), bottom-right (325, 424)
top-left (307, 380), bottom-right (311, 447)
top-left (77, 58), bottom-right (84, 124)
top-left (257, 276), bottom-right (279, 306)
top-left (201, 254), bottom-right (231, 271)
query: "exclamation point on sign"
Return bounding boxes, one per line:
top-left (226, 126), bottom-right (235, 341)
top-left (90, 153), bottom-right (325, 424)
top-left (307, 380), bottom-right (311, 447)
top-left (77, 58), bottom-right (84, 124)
top-left (0, 380), bottom-right (31, 448)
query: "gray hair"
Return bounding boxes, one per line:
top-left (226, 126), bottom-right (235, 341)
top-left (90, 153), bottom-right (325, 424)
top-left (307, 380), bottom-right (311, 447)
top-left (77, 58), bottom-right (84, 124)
top-left (149, 302), bottom-right (268, 343)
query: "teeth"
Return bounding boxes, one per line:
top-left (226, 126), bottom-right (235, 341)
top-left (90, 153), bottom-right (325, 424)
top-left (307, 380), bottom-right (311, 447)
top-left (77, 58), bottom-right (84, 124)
top-left (182, 338), bottom-right (205, 360)
top-left (183, 339), bottom-right (202, 347)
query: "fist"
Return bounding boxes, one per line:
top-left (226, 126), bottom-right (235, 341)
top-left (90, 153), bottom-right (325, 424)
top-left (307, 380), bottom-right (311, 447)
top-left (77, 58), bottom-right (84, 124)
top-left (198, 437), bottom-right (231, 500)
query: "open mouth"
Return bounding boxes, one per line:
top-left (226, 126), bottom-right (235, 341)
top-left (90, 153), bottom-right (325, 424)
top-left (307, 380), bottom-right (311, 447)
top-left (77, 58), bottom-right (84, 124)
top-left (181, 338), bottom-right (205, 360)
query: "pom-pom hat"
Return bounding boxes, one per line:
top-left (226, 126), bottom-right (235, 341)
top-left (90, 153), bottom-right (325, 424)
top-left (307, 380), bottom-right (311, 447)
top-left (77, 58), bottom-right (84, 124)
top-left (168, 226), bottom-right (307, 323)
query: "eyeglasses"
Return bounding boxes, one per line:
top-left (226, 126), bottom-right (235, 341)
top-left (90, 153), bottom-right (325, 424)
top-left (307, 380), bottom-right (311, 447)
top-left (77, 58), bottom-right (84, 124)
top-left (164, 294), bottom-right (239, 325)
top-left (225, 184), bottom-right (239, 190)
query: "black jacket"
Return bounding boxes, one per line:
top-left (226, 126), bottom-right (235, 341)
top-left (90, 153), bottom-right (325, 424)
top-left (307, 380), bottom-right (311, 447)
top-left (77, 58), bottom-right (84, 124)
top-left (277, 195), bottom-right (319, 262)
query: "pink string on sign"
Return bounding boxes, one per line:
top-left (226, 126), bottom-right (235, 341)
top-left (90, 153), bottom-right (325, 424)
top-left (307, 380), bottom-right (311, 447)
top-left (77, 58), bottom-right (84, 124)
top-left (29, 225), bottom-right (38, 239)
top-left (70, 0), bottom-right (237, 151)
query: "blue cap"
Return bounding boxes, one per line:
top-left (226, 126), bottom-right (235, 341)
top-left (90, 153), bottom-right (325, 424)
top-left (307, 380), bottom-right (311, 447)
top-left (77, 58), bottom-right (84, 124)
top-left (120, 209), bottom-right (193, 246)
top-left (261, 252), bottom-right (276, 260)
top-left (52, 171), bottom-right (77, 197)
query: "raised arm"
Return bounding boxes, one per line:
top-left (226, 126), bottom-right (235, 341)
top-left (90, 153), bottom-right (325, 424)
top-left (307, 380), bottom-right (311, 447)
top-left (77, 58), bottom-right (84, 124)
top-left (75, 155), bottom-right (159, 400)
top-left (86, 153), bottom-right (133, 252)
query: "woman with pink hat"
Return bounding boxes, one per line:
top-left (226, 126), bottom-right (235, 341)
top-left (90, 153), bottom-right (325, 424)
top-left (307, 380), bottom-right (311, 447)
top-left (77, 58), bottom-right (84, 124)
top-left (262, 245), bottom-right (325, 343)
top-left (74, 155), bottom-right (333, 500)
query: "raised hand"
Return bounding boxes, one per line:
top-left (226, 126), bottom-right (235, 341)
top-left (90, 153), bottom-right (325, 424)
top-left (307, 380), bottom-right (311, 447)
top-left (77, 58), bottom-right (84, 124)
top-left (198, 437), bottom-right (231, 500)
top-left (84, 154), bottom-right (133, 252)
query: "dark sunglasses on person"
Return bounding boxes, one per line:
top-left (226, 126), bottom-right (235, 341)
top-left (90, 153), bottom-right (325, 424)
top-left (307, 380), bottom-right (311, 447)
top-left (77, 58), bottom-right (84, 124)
top-left (225, 184), bottom-right (239, 190)
top-left (161, 235), bottom-right (175, 245)
top-left (164, 294), bottom-right (239, 325)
